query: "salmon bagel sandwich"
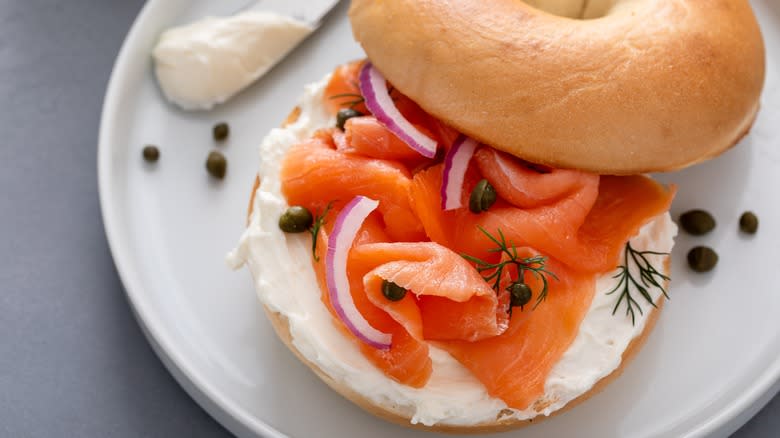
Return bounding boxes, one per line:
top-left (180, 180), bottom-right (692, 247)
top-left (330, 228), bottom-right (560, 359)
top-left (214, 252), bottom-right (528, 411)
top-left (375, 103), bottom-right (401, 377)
top-left (229, 0), bottom-right (765, 432)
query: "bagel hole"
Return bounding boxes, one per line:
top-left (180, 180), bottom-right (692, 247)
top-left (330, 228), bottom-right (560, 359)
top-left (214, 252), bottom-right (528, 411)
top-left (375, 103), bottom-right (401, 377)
top-left (521, 0), bottom-right (616, 19)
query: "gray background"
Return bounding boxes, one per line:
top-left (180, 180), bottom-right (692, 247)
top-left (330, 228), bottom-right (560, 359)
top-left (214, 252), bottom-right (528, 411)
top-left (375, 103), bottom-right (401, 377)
top-left (0, 0), bottom-right (777, 436)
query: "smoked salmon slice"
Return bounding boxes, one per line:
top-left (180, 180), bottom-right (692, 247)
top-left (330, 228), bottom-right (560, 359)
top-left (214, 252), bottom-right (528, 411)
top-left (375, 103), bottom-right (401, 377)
top-left (281, 137), bottom-right (425, 242)
top-left (475, 148), bottom-right (598, 209)
top-left (351, 242), bottom-right (511, 342)
top-left (343, 116), bottom-right (430, 161)
top-left (312, 214), bottom-right (433, 388)
top-left (410, 161), bottom-right (674, 273)
top-left (437, 258), bottom-right (596, 409)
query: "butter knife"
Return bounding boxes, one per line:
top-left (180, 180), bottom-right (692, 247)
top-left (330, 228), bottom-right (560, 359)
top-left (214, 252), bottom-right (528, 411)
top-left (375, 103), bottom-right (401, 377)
top-left (243, 0), bottom-right (341, 27)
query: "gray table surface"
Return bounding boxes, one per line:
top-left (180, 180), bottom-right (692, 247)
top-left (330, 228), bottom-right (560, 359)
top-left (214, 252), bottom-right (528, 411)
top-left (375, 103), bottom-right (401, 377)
top-left (0, 0), bottom-right (777, 437)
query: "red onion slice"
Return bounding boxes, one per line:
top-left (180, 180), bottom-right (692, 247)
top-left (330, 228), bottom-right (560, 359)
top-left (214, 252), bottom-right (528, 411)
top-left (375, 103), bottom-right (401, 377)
top-left (326, 196), bottom-right (392, 349)
top-left (358, 62), bottom-right (438, 158)
top-left (441, 135), bottom-right (479, 210)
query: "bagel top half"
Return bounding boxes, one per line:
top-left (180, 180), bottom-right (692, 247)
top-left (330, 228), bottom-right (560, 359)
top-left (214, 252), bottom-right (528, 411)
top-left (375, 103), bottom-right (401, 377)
top-left (349, 0), bottom-right (765, 175)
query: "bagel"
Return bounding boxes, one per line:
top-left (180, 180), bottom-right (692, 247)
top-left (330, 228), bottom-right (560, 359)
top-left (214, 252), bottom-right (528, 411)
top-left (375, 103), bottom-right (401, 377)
top-left (247, 174), bottom-right (669, 433)
top-left (349, 0), bottom-right (765, 174)
top-left (229, 72), bottom-right (678, 431)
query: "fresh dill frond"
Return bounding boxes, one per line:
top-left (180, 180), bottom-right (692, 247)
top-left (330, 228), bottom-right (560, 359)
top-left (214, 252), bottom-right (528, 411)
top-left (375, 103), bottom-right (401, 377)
top-left (461, 227), bottom-right (558, 310)
top-left (607, 242), bottom-right (670, 325)
top-left (310, 202), bottom-right (334, 262)
top-left (328, 80), bottom-right (398, 109)
top-left (327, 92), bottom-right (365, 109)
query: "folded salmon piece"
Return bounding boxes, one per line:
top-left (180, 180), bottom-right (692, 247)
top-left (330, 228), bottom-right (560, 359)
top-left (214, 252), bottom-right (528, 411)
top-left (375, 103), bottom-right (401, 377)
top-left (352, 242), bottom-right (511, 343)
top-left (410, 161), bottom-right (675, 273)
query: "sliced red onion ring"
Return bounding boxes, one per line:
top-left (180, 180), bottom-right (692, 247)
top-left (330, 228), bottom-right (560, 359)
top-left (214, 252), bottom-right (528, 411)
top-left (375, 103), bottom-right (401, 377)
top-left (326, 196), bottom-right (392, 350)
top-left (358, 62), bottom-right (438, 158)
top-left (441, 135), bottom-right (479, 210)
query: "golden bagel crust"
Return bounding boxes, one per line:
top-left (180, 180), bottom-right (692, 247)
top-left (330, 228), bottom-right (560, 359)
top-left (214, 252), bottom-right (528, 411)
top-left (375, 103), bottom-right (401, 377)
top-left (348, 0), bottom-right (765, 174)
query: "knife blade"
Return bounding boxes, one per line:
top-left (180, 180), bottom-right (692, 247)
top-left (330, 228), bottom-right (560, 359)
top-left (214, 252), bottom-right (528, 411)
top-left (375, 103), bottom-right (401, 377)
top-left (244, 0), bottom-right (340, 27)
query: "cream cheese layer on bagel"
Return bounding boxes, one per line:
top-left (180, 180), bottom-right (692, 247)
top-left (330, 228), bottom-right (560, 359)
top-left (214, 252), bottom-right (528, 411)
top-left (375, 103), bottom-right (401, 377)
top-left (349, 0), bottom-right (765, 174)
top-left (229, 75), bottom-right (678, 427)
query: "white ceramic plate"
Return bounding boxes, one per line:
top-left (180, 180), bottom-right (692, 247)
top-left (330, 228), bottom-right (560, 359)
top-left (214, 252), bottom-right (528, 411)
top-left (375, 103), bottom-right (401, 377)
top-left (99, 1), bottom-right (780, 437)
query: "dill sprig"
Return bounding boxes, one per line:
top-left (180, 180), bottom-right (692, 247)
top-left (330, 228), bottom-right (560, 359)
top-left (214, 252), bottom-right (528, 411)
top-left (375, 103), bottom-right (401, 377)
top-left (461, 227), bottom-right (558, 309)
top-left (310, 202), bottom-right (334, 262)
top-left (607, 242), bottom-right (670, 325)
top-left (326, 80), bottom-right (367, 109)
top-left (327, 81), bottom-right (398, 109)
top-left (327, 92), bottom-right (365, 109)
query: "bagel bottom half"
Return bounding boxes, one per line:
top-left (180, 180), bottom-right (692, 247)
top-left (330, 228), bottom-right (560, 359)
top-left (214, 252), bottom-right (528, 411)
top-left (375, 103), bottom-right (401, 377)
top-left (243, 107), bottom-right (669, 432)
top-left (259, 294), bottom-right (664, 434)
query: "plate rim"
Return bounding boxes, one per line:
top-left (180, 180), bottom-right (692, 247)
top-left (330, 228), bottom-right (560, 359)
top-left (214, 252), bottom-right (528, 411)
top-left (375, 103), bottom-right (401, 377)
top-left (97, 1), bottom-right (780, 437)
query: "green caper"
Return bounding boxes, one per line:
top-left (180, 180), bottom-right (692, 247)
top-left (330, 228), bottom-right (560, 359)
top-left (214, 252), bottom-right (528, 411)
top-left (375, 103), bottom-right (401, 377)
top-left (336, 108), bottom-right (363, 130)
top-left (508, 282), bottom-right (532, 308)
top-left (679, 209), bottom-right (716, 235)
top-left (278, 206), bottom-right (314, 233)
top-left (142, 145), bottom-right (160, 162)
top-left (739, 211), bottom-right (759, 234)
top-left (205, 151), bottom-right (227, 179)
top-left (687, 246), bottom-right (718, 272)
top-left (469, 179), bottom-right (497, 214)
top-left (382, 280), bottom-right (407, 301)
top-left (213, 122), bottom-right (230, 141)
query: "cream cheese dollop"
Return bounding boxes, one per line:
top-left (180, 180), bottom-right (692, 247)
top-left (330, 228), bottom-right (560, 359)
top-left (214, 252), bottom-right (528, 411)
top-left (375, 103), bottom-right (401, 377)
top-left (152, 11), bottom-right (312, 111)
top-left (228, 75), bottom-right (678, 426)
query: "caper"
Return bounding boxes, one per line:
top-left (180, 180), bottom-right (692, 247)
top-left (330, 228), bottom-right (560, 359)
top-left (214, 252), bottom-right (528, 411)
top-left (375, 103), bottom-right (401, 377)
top-left (142, 145), bottom-right (160, 162)
top-left (278, 206), bottom-right (313, 233)
top-left (687, 246), bottom-right (718, 272)
top-left (679, 209), bottom-right (716, 235)
top-left (382, 280), bottom-right (407, 301)
top-left (213, 122), bottom-right (230, 141)
top-left (336, 108), bottom-right (363, 130)
top-left (469, 179), bottom-right (497, 214)
top-left (205, 151), bottom-right (227, 179)
top-left (739, 211), bottom-right (759, 234)
top-left (508, 282), bottom-right (532, 308)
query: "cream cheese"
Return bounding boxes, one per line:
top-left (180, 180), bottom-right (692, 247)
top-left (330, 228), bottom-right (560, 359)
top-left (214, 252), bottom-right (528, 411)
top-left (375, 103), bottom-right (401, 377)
top-left (152, 11), bottom-right (312, 111)
top-left (228, 76), bottom-right (678, 426)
